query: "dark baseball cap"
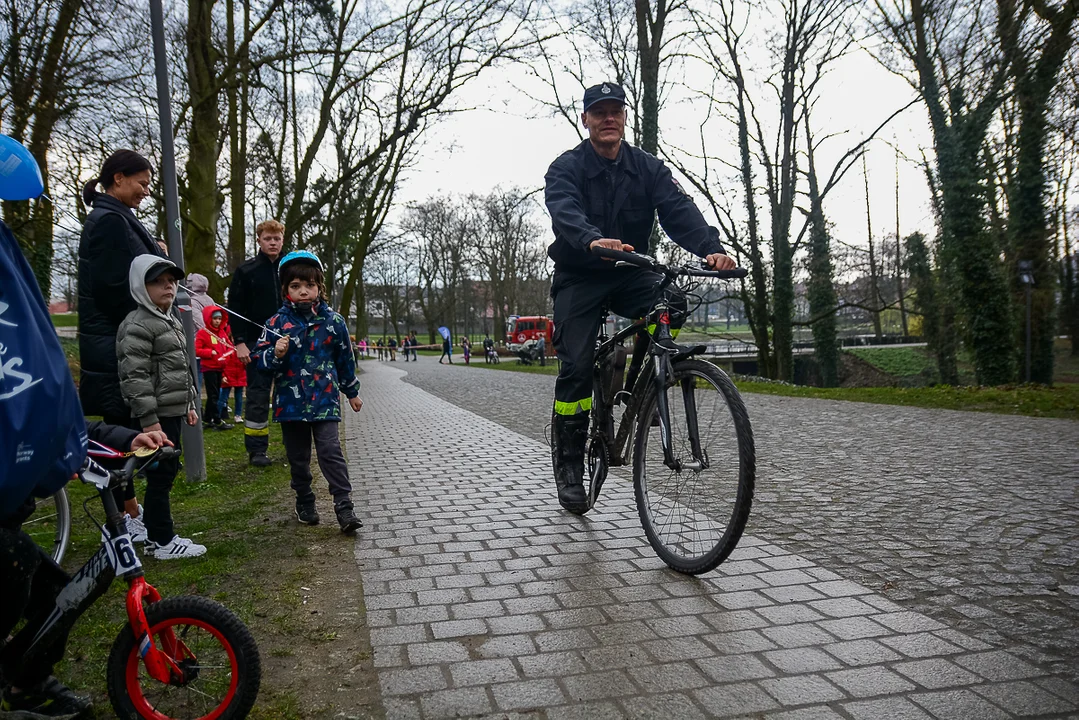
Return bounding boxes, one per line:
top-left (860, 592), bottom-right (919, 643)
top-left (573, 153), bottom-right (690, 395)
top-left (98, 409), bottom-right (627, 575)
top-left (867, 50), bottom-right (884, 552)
top-left (145, 259), bottom-right (185, 283)
top-left (582, 82), bottom-right (627, 113)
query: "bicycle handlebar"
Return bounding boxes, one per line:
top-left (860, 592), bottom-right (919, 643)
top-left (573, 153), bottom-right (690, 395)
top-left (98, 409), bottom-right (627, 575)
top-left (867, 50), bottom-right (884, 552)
top-left (590, 246), bottom-right (748, 279)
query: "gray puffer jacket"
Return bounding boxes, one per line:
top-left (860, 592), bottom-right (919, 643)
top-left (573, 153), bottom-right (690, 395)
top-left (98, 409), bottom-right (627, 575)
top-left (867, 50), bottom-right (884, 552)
top-left (117, 255), bottom-right (197, 427)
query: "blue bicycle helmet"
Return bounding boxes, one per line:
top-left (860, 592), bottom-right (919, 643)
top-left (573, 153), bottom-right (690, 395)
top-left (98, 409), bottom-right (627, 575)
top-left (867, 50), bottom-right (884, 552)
top-left (278, 250), bottom-right (323, 273)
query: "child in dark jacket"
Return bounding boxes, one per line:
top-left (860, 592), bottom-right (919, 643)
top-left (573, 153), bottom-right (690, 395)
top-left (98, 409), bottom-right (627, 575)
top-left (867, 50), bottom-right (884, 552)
top-left (194, 305), bottom-right (235, 430)
top-left (116, 255), bottom-right (205, 559)
top-left (253, 251), bottom-right (363, 533)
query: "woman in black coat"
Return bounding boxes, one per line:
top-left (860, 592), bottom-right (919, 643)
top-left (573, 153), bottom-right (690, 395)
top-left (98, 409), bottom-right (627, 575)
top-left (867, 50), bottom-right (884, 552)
top-left (77, 150), bottom-right (163, 422)
top-left (77, 150), bottom-right (163, 535)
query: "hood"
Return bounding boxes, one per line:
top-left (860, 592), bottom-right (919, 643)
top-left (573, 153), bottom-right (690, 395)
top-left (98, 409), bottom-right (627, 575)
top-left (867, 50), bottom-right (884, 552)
top-left (201, 303), bottom-right (230, 335)
top-left (129, 254), bottom-right (181, 316)
top-left (187, 272), bottom-right (210, 294)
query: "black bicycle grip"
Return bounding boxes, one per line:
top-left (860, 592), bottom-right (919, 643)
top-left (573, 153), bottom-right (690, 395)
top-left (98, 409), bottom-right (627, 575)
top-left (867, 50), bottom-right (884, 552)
top-left (590, 245), bottom-right (653, 266)
top-left (690, 265), bottom-right (749, 279)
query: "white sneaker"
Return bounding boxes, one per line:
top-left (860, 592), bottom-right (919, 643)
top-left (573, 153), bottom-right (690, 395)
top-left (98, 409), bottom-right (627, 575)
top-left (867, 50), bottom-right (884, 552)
top-left (234, 415), bottom-right (243, 423)
top-left (125, 508), bottom-right (148, 543)
top-left (147, 535), bottom-right (207, 560)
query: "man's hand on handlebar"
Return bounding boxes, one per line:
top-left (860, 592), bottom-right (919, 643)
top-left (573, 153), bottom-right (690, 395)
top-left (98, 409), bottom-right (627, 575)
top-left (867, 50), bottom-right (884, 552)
top-left (131, 430), bottom-right (173, 452)
top-left (704, 253), bottom-right (736, 271)
top-left (590, 238), bottom-right (635, 258)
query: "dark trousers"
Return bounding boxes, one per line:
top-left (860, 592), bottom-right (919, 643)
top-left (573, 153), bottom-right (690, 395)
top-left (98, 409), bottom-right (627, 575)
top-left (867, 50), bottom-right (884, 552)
top-left (281, 421), bottom-right (353, 507)
top-left (244, 364), bottom-right (273, 457)
top-left (142, 415), bottom-right (183, 545)
top-left (551, 269), bottom-right (686, 412)
top-left (0, 528), bottom-right (70, 687)
top-left (102, 411), bottom-right (139, 505)
top-left (202, 370), bottom-right (222, 424)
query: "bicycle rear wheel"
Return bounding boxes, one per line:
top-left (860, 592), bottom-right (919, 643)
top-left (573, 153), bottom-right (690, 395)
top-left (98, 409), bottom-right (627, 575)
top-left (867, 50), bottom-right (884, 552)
top-left (25, 489), bottom-right (71, 564)
top-left (632, 359), bottom-right (754, 575)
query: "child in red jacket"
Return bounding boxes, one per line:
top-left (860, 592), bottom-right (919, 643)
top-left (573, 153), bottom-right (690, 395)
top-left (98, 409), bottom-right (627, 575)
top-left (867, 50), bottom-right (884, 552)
top-left (194, 306), bottom-right (234, 430)
top-left (219, 325), bottom-right (247, 424)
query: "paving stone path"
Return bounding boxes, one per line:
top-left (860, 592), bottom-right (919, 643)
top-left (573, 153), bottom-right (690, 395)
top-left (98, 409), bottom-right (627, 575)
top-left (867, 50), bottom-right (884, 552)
top-left (344, 357), bottom-right (1079, 719)
top-left (400, 356), bottom-right (1079, 684)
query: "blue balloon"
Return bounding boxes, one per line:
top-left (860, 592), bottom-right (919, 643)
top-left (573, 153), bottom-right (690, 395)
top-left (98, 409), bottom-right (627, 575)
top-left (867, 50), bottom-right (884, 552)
top-left (0, 134), bottom-right (43, 201)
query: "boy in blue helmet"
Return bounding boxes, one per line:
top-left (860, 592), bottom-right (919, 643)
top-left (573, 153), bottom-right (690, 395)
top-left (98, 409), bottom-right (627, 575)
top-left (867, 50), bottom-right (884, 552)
top-left (252, 251), bottom-right (364, 532)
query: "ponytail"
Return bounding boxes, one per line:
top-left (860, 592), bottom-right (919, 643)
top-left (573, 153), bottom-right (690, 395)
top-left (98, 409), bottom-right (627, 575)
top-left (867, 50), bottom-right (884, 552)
top-left (84, 149), bottom-right (153, 207)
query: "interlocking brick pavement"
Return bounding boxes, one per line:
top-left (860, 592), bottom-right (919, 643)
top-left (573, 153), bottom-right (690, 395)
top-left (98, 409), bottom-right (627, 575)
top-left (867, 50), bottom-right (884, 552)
top-left (343, 358), bottom-right (1079, 718)
top-left (401, 356), bottom-right (1079, 686)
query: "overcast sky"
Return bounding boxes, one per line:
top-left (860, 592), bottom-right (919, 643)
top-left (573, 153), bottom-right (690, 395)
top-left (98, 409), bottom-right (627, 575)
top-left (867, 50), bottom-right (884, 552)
top-left (392, 42), bottom-right (937, 263)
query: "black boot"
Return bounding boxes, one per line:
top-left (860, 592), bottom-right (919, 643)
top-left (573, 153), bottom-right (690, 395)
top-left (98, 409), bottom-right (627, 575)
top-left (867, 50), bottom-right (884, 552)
top-left (552, 412), bottom-right (590, 515)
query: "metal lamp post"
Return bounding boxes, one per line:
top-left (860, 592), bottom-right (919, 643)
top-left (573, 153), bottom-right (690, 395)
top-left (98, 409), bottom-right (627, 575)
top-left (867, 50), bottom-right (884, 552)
top-left (150, 0), bottom-right (206, 480)
top-left (1018, 260), bottom-right (1034, 384)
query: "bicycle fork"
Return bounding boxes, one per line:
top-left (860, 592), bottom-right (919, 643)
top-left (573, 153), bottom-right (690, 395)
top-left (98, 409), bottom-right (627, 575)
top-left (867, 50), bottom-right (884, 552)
top-left (651, 305), bottom-right (707, 472)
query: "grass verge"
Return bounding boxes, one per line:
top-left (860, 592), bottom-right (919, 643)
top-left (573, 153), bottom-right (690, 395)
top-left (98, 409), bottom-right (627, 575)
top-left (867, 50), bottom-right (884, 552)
top-left (51, 313), bottom-right (79, 327)
top-left (51, 422), bottom-right (380, 719)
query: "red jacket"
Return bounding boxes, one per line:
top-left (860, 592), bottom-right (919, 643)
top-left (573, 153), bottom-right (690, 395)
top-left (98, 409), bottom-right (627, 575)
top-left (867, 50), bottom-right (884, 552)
top-left (222, 335), bottom-right (247, 388)
top-left (195, 305), bottom-right (233, 373)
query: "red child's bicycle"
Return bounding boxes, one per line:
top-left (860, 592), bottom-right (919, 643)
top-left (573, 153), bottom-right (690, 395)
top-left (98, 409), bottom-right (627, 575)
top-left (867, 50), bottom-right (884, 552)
top-left (2, 443), bottom-right (261, 719)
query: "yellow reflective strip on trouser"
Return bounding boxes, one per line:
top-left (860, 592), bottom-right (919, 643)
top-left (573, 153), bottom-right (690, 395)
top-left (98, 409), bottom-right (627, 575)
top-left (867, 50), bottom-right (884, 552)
top-left (244, 421), bottom-right (270, 436)
top-left (554, 398), bottom-right (592, 416)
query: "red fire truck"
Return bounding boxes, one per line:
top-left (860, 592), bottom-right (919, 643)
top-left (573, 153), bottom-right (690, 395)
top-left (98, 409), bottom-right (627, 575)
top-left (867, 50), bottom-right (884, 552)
top-left (506, 315), bottom-right (554, 353)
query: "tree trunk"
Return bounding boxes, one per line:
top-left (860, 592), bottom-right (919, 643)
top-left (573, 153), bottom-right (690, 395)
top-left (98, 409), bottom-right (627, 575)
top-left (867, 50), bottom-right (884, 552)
top-left (863, 155), bottom-right (883, 340)
top-left (183, 0), bottom-right (224, 290)
top-left (805, 124), bottom-right (839, 387)
top-left (225, 0), bottom-right (250, 275)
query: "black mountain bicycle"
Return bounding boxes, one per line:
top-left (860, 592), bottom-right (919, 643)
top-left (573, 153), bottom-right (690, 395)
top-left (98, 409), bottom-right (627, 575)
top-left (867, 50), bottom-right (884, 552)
top-left (3, 444), bottom-right (261, 719)
top-left (551, 247), bottom-right (755, 575)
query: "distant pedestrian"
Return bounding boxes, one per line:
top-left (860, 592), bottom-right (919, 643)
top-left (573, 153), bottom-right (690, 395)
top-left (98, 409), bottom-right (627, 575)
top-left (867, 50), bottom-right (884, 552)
top-left (389, 336), bottom-right (398, 361)
top-left (439, 335), bottom-right (453, 365)
top-left (376, 338), bottom-right (384, 361)
top-left (409, 331), bottom-right (419, 360)
top-left (462, 337), bottom-right (471, 364)
top-left (194, 306), bottom-right (235, 430)
top-left (358, 337), bottom-right (367, 359)
top-left (483, 334), bottom-right (496, 364)
top-left (186, 273), bottom-right (213, 331)
top-left (252, 251), bottom-right (363, 533)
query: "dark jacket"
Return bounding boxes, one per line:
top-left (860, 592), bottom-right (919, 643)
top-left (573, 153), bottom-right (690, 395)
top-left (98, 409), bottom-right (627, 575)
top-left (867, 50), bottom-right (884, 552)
top-left (227, 252), bottom-right (281, 347)
top-left (77, 194), bottom-right (164, 418)
top-left (544, 139), bottom-right (725, 274)
top-left (252, 299), bottom-right (359, 422)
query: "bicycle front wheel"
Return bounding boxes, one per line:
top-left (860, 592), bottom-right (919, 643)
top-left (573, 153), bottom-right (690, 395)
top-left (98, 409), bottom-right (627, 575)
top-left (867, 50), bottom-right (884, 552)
top-left (26, 489), bottom-right (71, 564)
top-left (107, 595), bottom-right (261, 720)
top-left (632, 359), bottom-right (754, 575)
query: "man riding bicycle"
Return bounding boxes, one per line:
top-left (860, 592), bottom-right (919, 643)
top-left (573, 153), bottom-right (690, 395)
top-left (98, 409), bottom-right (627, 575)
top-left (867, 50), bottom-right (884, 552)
top-left (544, 82), bottom-right (735, 514)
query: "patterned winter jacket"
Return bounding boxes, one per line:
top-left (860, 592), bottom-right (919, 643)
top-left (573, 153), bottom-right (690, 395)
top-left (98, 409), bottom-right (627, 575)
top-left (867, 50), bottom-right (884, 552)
top-left (252, 299), bottom-right (359, 422)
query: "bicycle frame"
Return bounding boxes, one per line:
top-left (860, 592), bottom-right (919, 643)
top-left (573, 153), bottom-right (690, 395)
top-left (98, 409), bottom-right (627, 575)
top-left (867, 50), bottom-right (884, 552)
top-left (5, 454), bottom-right (193, 687)
top-left (590, 258), bottom-right (729, 478)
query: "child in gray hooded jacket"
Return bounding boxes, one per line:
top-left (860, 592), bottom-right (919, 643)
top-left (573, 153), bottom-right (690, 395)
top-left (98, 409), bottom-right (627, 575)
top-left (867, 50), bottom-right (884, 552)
top-left (116, 255), bottom-right (205, 559)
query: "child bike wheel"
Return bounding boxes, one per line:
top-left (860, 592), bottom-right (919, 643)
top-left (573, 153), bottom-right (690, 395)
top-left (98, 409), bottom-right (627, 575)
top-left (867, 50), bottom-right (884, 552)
top-left (106, 595), bottom-right (261, 720)
top-left (632, 359), bottom-right (755, 575)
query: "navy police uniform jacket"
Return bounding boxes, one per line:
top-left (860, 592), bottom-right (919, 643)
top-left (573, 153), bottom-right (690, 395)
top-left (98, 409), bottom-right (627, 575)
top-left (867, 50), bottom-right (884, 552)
top-left (544, 139), bottom-right (726, 275)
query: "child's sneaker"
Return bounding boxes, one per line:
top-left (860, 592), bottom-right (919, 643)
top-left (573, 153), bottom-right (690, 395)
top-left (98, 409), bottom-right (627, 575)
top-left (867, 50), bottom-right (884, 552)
top-left (296, 502), bottom-right (320, 526)
top-left (1, 676), bottom-right (92, 718)
top-left (334, 502), bottom-right (362, 534)
top-left (234, 414), bottom-right (243, 424)
top-left (146, 535), bottom-right (207, 559)
top-left (125, 506), bottom-right (148, 543)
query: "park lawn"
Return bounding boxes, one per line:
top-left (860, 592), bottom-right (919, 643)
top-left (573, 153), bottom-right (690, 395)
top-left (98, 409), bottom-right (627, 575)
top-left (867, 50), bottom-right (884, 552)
top-left (845, 346), bottom-right (932, 378)
top-left (51, 313), bottom-right (79, 327)
top-left (54, 422), bottom-right (378, 719)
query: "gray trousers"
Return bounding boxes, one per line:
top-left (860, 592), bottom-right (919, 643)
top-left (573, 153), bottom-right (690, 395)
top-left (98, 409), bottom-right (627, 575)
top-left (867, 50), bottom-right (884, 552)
top-left (281, 421), bottom-right (353, 507)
